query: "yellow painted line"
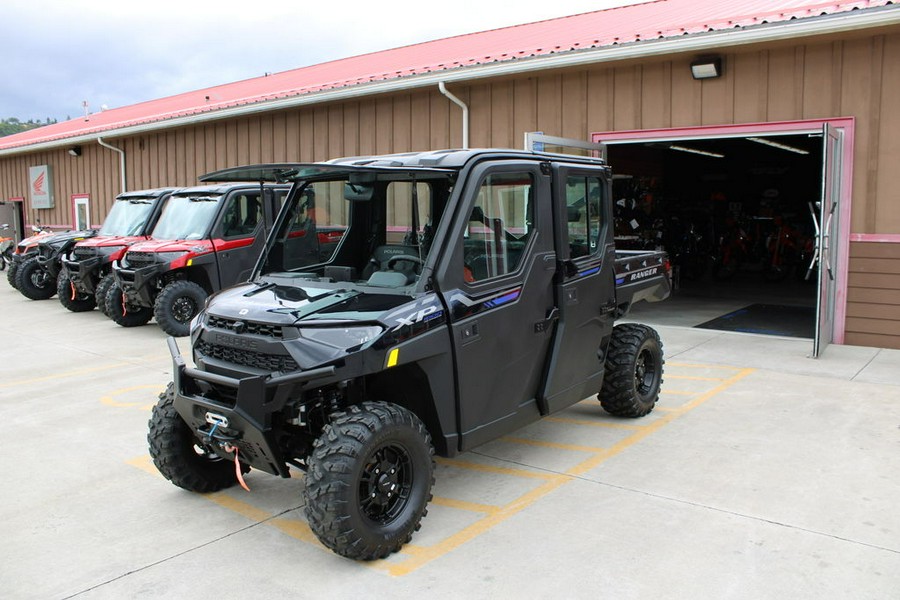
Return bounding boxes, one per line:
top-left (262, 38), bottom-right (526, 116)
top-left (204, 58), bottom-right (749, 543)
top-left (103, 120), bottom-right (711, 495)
top-left (0, 362), bottom-right (128, 388)
top-left (544, 416), bottom-right (645, 431)
top-left (659, 389), bottom-right (697, 396)
top-left (377, 475), bottom-right (569, 577)
top-left (430, 496), bottom-right (501, 514)
top-left (205, 493), bottom-right (273, 522)
top-left (666, 374), bottom-right (728, 382)
top-left (101, 384), bottom-right (167, 410)
top-left (677, 368), bottom-right (756, 412)
top-left (500, 435), bottom-right (607, 453)
top-left (435, 457), bottom-right (558, 481)
top-left (566, 367), bottom-right (755, 476)
top-left (127, 455), bottom-right (161, 477)
top-left (668, 362), bottom-right (746, 370)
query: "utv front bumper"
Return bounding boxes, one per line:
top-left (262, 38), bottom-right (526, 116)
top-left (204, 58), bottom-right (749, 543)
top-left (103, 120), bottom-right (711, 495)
top-left (61, 255), bottom-right (103, 294)
top-left (113, 261), bottom-right (167, 307)
top-left (166, 337), bottom-right (335, 477)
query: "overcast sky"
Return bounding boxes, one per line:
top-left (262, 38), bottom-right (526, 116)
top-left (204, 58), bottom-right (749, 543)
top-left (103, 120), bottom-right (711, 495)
top-left (2, 0), bottom-right (642, 123)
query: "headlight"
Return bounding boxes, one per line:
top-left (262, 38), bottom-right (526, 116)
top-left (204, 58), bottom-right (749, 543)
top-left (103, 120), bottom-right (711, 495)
top-left (157, 251), bottom-right (188, 263)
top-left (97, 245), bottom-right (126, 257)
top-left (298, 326), bottom-right (383, 350)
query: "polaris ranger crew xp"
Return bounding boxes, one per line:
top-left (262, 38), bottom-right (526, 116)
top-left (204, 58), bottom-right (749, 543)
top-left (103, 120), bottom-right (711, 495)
top-left (108, 183), bottom-right (292, 336)
top-left (149, 149), bottom-right (671, 560)
top-left (59, 188), bottom-right (176, 313)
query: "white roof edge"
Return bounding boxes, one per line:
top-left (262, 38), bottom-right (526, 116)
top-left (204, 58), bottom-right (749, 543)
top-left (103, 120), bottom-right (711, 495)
top-left (3, 6), bottom-right (899, 157)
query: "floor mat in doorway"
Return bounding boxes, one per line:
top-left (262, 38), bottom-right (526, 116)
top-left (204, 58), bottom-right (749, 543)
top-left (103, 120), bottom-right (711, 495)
top-left (695, 303), bottom-right (816, 338)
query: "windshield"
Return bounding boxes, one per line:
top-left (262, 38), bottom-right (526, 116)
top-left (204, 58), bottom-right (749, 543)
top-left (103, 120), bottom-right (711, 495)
top-left (99, 198), bottom-right (156, 236)
top-left (261, 171), bottom-right (455, 289)
top-left (151, 194), bottom-right (222, 240)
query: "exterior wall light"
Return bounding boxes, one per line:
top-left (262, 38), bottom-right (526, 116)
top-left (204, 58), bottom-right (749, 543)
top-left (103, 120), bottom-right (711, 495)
top-left (68, 146), bottom-right (82, 157)
top-left (690, 57), bottom-right (722, 79)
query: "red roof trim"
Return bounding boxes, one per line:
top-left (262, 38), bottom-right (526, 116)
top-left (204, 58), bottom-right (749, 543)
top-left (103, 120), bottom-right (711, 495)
top-left (1, 0), bottom-right (895, 151)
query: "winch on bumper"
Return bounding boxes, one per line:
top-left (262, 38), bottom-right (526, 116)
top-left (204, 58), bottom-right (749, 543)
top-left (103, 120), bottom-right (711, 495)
top-left (167, 337), bottom-right (336, 477)
top-left (114, 258), bottom-right (169, 307)
top-left (61, 253), bottom-right (102, 293)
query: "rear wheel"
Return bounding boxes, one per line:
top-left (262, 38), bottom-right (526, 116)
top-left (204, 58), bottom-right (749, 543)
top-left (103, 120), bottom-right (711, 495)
top-left (154, 280), bottom-right (207, 337)
top-left (16, 256), bottom-right (56, 300)
top-left (148, 383), bottom-right (241, 493)
top-left (57, 272), bottom-right (96, 312)
top-left (304, 402), bottom-right (435, 560)
top-left (105, 282), bottom-right (153, 327)
top-left (599, 324), bottom-right (664, 418)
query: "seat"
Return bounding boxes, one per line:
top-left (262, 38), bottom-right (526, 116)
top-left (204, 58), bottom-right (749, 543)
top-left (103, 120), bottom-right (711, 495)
top-left (362, 245), bottom-right (421, 283)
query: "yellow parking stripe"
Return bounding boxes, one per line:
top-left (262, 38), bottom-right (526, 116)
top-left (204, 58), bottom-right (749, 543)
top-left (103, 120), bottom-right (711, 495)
top-left (500, 436), bottom-right (607, 453)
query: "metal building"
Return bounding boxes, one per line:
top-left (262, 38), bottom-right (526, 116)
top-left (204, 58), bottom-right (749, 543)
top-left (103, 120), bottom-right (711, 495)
top-left (1, 0), bottom-right (899, 351)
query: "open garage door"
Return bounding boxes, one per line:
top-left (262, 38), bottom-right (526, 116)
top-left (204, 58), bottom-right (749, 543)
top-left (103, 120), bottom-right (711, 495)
top-left (813, 123), bottom-right (843, 357)
top-left (587, 121), bottom-right (850, 357)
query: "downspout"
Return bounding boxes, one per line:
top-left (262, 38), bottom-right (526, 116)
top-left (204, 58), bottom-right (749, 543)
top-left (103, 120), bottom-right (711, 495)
top-left (438, 82), bottom-right (469, 149)
top-left (97, 137), bottom-right (126, 193)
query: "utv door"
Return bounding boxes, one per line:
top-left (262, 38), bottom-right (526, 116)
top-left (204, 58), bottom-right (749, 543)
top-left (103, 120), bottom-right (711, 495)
top-left (437, 161), bottom-right (557, 451)
top-left (211, 188), bottom-right (275, 287)
top-left (539, 165), bottom-right (615, 414)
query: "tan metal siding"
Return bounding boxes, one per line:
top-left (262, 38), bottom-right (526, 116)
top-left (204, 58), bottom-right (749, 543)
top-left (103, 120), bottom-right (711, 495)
top-left (845, 242), bottom-right (900, 349)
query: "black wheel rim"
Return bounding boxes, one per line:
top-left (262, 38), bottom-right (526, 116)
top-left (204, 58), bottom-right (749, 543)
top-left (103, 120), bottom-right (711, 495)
top-left (634, 346), bottom-right (658, 399)
top-left (359, 443), bottom-right (413, 524)
top-left (31, 271), bottom-right (50, 288)
top-left (172, 296), bottom-right (197, 323)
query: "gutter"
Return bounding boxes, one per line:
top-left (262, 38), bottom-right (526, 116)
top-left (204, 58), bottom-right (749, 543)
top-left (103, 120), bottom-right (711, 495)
top-left (97, 137), bottom-right (126, 193)
top-left (2, 6), bottom-right (899, 157)
top-left (438, 82), bottom-right (469, 149)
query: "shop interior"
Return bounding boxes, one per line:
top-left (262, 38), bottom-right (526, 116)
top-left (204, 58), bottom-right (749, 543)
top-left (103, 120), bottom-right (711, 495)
top-left (607, 133), bottom-right (824, 338)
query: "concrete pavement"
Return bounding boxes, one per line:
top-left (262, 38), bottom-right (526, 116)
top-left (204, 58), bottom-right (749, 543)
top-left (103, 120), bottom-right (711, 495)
top-left (1, 282), bottom-right (898, 599)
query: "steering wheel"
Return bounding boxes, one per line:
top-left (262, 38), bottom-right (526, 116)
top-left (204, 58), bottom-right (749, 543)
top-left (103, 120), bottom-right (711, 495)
top-left (386, 255), bottom-right (425, 272)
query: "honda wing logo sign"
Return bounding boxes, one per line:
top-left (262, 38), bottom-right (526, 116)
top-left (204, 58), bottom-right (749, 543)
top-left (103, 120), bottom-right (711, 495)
top-left (29, 165), bottom-right (54, 209)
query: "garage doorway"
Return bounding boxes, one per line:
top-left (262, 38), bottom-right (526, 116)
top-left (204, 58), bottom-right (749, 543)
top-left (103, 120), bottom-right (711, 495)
top-left (591, 120), bottom-right (851, 356)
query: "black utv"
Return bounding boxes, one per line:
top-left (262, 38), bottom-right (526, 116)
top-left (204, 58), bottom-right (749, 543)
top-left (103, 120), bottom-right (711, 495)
top-left (149, 149), bottom-right (671, 560)
top-left (15, 229), bottom-right (96, 300)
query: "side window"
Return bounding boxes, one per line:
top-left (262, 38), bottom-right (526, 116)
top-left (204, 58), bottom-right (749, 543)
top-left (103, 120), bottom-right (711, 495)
top-left (565, 175), bottom-right (603, 259)
top-left (221, 193), bottom-right (262, 239)
top-left (283, 182), bottom-right (348, 269)
top-left (463, 172), bottom-right (534, 282)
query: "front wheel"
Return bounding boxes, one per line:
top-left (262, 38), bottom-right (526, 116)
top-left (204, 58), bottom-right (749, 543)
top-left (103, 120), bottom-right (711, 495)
top-left (57, 272), bottom-right (96, 312)
top-left (304, 402), bottom-right (435, 560)
top-left (6, 260), bottom-right (19, 289)
top-left (94, 273), bottom-right (116, 317)
top-left (154, 280), bottom-right (207, 337)
top-left (599, 324), bottom-right (664, 418)
top-left (16, 256), bottom-right (56, 300)
top-left (148, 383), bottom-right (242, 493)
top-left (105, 283), bottom-right (153, 327)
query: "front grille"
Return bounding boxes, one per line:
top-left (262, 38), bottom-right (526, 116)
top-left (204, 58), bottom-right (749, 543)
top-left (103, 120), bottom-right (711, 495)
top-left (208, 316), bottom-right (284, 339)
top-left (196, 340), bottom-right (298, 372)
top-left (125, 252), bottom-right (157, 267)
top-left (73, 247), bottom-right (98, 260)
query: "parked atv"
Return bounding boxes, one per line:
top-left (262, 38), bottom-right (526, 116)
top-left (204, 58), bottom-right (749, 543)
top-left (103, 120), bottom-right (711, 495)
top-left (15, 229), bottom-right (96, 300)
top-left (0, 224), bottom-right (14, 271)
top-left (148, 149), bottom-right (671, 560)
top-left (108, 183), bottom-right (292, 336)
top-left (6, 224), bottom-right (52, 289)
top-left (59, 188), bottom-right (176, 313)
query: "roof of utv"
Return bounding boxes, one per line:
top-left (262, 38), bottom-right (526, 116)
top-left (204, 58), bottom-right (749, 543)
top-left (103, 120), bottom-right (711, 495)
top-left (201, 148), bottom-right (608, 183)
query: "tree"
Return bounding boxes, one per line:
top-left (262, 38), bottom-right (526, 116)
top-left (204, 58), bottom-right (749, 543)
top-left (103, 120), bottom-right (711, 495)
top-left (0, 118), bottom-right (57, 137)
